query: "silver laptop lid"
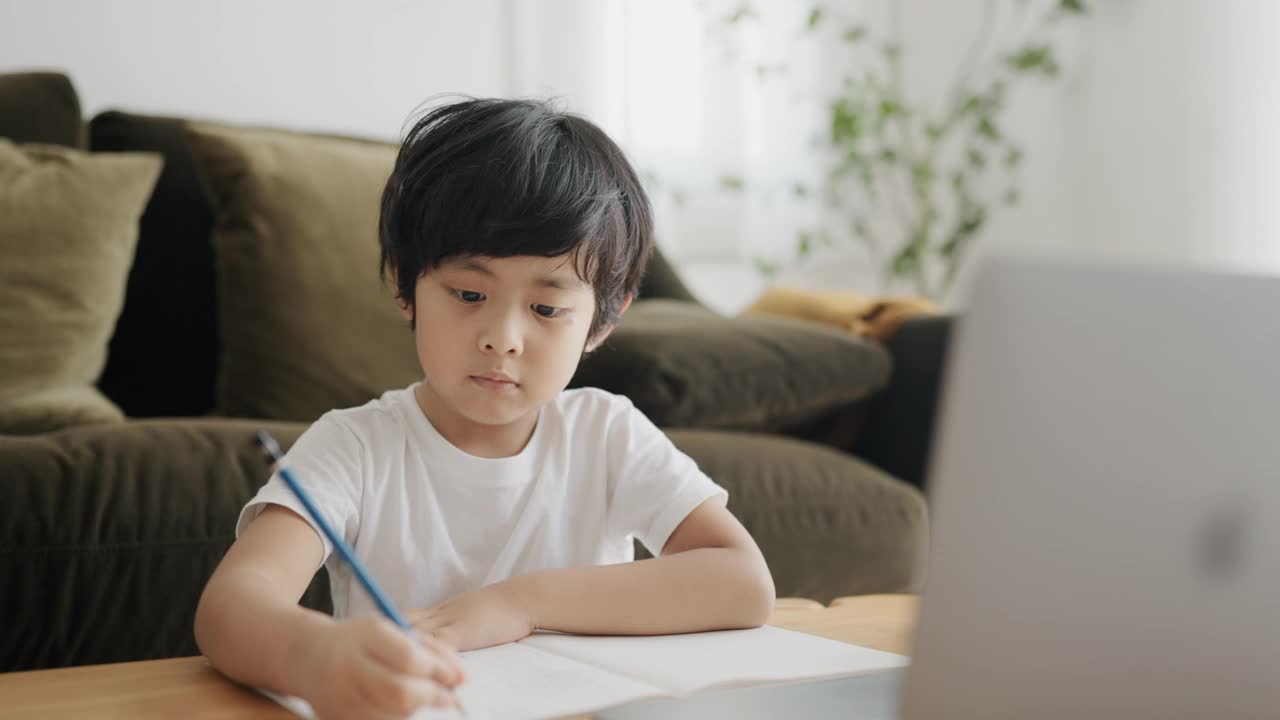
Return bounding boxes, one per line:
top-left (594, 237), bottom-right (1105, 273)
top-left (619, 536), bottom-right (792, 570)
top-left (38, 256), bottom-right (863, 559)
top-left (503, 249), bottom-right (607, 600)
top-left (903, 256), bottom-right (1280, 720)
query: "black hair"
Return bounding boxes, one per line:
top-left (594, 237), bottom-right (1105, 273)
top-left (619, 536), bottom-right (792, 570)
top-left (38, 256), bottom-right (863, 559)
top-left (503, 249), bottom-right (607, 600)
top-left (379, 97), bottom-right (653, 342)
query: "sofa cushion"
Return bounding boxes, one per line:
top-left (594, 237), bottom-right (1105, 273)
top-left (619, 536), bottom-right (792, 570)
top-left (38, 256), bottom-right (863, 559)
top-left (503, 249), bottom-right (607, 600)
top-left (185, 122), bottom-right (419, 422)
top-left (0, 418), bottom-right (330, 671)
top-left (571, 300), bottom-right (891, 431)
top-left (666, 429), bottom-right (925, 602)
top-left (0, 72), bottom-right (83, 148)
top-left (0, 140), bottom-right (162, 434)
top-left (89, 111), bottom-right (222, 417)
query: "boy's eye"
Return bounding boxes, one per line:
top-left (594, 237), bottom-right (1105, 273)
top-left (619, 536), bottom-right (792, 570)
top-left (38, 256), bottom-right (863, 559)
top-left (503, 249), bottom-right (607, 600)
top-left (532, 304), bottom-right (563, 318)
top-left (453, 289), bottom-right (485, 304)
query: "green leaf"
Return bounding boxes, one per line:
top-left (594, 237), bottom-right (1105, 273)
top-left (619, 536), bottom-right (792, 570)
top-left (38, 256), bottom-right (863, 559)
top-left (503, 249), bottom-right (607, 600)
top-left (977, 116), bottom-right (1000, 140)
top-left (951, 171), bottom-right (966, 193)
top-left (797, 231), bottom-right (813, 257)
top-left (924, 123), bottom-right (944, 141)
top-left (967, 147), bottom-right (986, 169)
top-left (1007, 46), bottom-right (1059, 76)
top-left (852, 218), bottom-right (868, 238)
top-left (830, 99), bottom-right (863, 144)
top-left (843, 25), bottom-right (866, 43)
top-left (879, 147), bottom-right (898, 163)
top-left (911, 161), bottom-right (934, 186)
top-left (1004, 188), bottom-right (1021, 206)
top-left (806, 6), bottom-right (823, 30)
top-left (1059, 0), bottom-right (1087, 14)
top-left (879, 98), bottom-right (901, 118)
top-left (1005, 146), bottom-right (1024, 168)
top-left (941, 205), bottom-right (987, 259)
top-left (720, 175), bottom-right (746, 191)
top-left (726, 3), bottom-right (757, 24)
top-left (882, 44), bottom-right (900, 62)
top-left (958, 205), bottom-right (987, 237)
top-left (892, 246), bottom-right (919, 276)
top-left (792, 182), bottom-right (809, 199)
top-left (753, 256), bottom-right (780, 277)
top-left (672, 190), bottom-right (687, 208)
top-left (747, 253), bottom-right (778, 272)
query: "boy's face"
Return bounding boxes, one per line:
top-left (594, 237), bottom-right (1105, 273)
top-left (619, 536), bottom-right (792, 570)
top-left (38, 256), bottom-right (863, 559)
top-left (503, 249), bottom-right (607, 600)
top-left (402, 254), bottom-right (606, 431)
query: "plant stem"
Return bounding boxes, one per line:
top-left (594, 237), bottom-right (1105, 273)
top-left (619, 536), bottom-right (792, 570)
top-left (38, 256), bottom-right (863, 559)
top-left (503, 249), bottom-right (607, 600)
top-left (946, 0), bottom-right (1000, 115)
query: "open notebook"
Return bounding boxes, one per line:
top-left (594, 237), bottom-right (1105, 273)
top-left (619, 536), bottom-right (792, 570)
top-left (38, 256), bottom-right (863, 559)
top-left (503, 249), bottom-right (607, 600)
top-left (263, 625), bottom-right (908, 720)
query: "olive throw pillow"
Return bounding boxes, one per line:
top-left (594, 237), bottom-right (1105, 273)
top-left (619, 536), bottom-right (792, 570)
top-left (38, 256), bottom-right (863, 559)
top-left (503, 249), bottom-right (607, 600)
top-left (0, 140), bottom-right (162, 434)
top-left (186, 123), bottom-right (419, 422)
top-left (571, 300), bottom-right (892, 431)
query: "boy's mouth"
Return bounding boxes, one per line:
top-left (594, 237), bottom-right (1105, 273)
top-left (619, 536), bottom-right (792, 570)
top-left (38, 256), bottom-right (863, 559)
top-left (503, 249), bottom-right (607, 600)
top-left (470, 371), bottom-right (519, 391)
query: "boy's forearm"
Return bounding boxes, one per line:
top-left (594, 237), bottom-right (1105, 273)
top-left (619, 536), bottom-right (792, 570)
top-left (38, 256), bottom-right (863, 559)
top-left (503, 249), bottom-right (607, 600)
top-left (194, 566), bottom-right (332, 694)
top-left (516, 548), bottom-right (775, 636)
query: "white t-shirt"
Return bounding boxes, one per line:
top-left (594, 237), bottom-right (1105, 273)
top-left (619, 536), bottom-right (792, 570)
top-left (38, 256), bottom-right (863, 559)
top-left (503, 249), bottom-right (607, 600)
top-left (237, 384), bottom-right (727, 619)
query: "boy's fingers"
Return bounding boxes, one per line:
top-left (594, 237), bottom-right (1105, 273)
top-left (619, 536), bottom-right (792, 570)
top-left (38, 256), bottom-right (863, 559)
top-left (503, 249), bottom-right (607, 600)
top-left (356, 654), bottom-right (456, 715)
top-left (363, 621), bottom-right (462, 688)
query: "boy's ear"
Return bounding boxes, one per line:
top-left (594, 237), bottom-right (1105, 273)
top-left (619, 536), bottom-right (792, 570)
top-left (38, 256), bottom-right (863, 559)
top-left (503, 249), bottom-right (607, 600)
top-left (585, 294), bottom-right (633, 352)
top-left (389, 269), bottom-right (414, 321)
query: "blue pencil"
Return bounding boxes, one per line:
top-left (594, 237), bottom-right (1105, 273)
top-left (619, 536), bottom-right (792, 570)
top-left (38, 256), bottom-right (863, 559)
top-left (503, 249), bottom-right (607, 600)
top-left (255, 430), bottom-right (468, 718)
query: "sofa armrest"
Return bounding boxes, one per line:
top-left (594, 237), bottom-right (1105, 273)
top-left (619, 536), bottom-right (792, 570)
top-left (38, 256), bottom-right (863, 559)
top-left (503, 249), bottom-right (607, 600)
top-left (853, 314), bottom-right (955, 492)
top-left (0, 418), bottom-right (328, 671)
top-left (661, 429), bottom-right (927, 603)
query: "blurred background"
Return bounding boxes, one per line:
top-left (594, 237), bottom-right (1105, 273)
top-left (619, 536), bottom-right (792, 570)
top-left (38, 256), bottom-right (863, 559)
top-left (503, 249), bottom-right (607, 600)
top-left (4, 0), bottom-right (1280, 311)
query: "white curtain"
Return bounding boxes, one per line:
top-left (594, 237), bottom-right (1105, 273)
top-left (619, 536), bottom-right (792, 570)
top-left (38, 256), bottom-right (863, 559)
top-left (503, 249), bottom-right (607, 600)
top-left (505, 0), bottom-right (840, 311)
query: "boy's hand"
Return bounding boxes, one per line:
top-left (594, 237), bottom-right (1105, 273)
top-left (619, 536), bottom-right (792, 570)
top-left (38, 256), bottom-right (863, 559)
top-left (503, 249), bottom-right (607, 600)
top-left (293, 616), bottom-right (464, 720)
top-left (409, 580), bottom-right (536, 652)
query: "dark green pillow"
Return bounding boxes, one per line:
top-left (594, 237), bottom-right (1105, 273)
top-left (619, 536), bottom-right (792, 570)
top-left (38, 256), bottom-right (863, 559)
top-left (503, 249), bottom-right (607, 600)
top-left (0, 140), bottom-right (162, 434)
top-left (571, 300), bottom-right (891, 431)
top-left (186, 123), bottom-right (418, 422)
top-left (0, 72), bottom-right (83, 148)
top-left (90, 111), bottom-right (222, 418)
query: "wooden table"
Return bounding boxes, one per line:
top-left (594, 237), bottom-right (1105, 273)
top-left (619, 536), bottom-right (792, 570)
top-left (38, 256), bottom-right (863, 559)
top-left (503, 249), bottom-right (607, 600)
top-left (0, 595), bottom-right (918, 719)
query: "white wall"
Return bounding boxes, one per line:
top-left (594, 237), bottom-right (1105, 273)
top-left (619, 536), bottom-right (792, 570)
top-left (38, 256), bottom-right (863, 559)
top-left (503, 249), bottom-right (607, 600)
top-left (0, 0), bottom-right (509, 140)
top-left (1066, 0), bottom-right (1280, 273)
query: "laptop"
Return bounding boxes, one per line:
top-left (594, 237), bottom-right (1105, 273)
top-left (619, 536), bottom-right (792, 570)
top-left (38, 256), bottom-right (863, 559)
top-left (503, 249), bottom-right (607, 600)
top-left (903, 254), bottom-right (1280, 719)
top-left (606, 255), bottom-right (1280, 719)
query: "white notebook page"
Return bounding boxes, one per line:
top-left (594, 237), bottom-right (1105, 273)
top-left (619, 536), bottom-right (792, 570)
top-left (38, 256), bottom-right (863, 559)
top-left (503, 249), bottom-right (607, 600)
top-left (262, 625), bottom-right (908, 720)
top-left (522, 625), bottom-right (908, 696)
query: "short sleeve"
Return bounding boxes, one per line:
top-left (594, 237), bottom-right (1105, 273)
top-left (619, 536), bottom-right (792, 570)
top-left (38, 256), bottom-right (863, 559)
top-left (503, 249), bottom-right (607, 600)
top-left (604, 398), bottom-right (728, 555)
top-left (236, 415), bottom-right (365, 570)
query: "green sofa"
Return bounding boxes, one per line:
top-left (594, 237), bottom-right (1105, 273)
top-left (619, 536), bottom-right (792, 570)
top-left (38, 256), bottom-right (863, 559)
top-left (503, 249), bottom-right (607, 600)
top-left (0, 72), bottom-right (944, 672)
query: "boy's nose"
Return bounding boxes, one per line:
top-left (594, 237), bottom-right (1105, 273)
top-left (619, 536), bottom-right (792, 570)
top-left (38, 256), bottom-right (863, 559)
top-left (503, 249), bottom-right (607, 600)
top-left (478, 321), bottom-right (523, 356)
top-left (482, 340), bottom-right (520, 355)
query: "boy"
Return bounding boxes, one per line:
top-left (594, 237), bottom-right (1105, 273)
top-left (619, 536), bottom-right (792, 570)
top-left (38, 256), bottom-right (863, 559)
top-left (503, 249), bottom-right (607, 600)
top-left (194, 98), bottom-right (776, 719)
